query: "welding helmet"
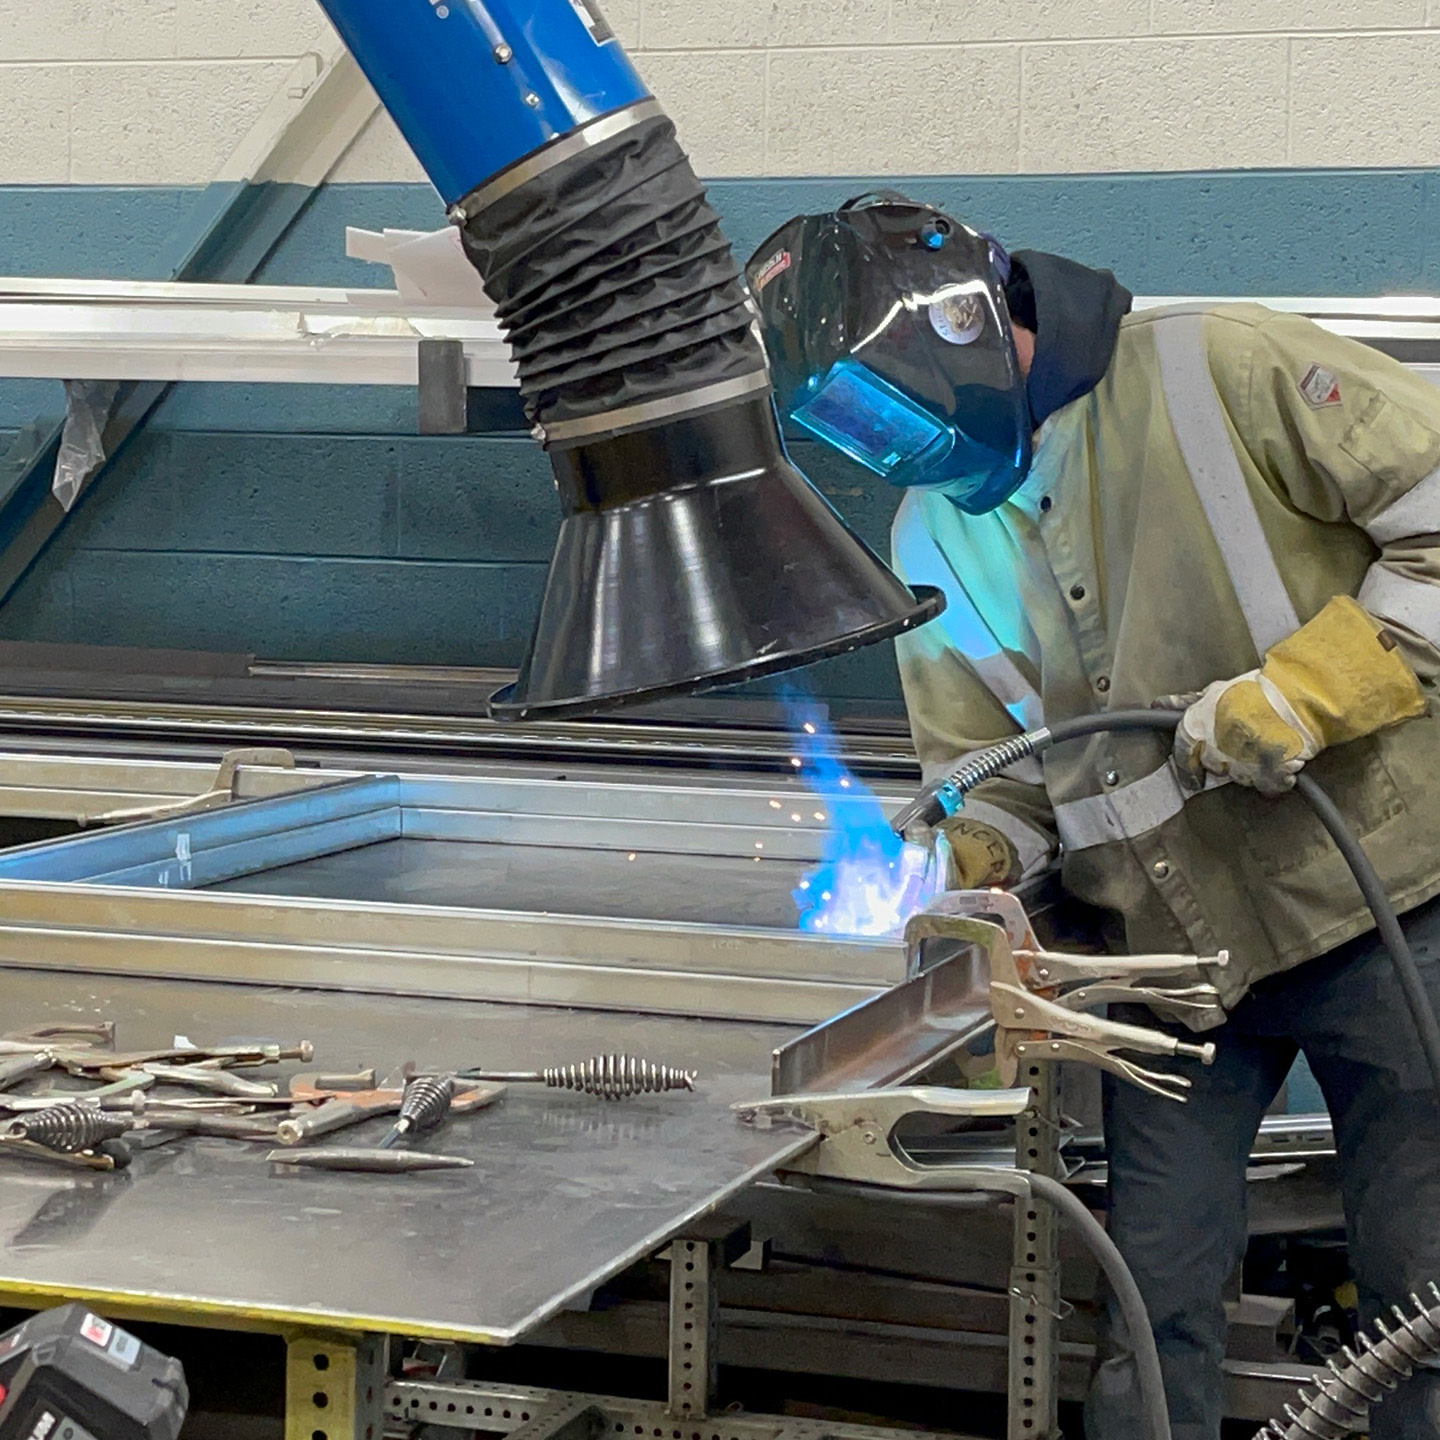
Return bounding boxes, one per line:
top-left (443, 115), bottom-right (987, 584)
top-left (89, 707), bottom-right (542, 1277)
top-left (746, 194), bottom-right (1031, 516)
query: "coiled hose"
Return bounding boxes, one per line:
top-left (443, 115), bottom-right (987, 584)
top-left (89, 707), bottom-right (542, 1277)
top-left (898, 708), bottom-right (1440, 1440)
top-left (1264, 1287), bottom-right (1440, 1439)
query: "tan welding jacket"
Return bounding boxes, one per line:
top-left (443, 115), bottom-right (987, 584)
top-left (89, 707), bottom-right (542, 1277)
top-left (892, 304), bottom-right (1440, 1016)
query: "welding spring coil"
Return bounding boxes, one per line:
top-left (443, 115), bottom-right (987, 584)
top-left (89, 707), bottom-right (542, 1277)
top-left (395, 1074), bottom-right (454, 1136)
top-left (1263, 1284), bottom-right (1440, 1439)
top-left (543, 1056), bottom-right (696, 1100)
top-left (3, 1102), bottom-right (129, 1154)
top-left (943, 733), bottom-right (1044, 799)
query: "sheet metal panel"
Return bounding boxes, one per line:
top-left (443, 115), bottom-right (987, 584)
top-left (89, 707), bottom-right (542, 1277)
top-left (0, 970), bottom-right (812, 1343)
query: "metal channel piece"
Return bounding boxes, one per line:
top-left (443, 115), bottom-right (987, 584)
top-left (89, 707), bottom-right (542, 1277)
top-left (0, 769), bottom-right (837, 868)
top-left (0, 774), bottom-right (904, 1024)
top-left (0, 697), bottom-right (925, 781)
top-left (367, 770), bottom-right (866, 854)
top-left (0, 282), bottom-right (511, 389)
top-left (0, 892), bottom-right (887, 1025)
top-left (0, 745), bottom-right (912, 835)
top-left (87, 808), bottom-right (400, 888)
top-left (0, 750), bottom-right (271, 822)
top-left (771, 946), bottom-right (993, 1095)
top-left (0, 775), bottom-right (403, 884)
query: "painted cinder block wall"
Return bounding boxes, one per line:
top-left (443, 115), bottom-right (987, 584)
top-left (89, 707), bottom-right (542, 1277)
top-left (9, 1), bottom-right (1440, 183)
top-left (0, 1), bottom-right (1439, 704)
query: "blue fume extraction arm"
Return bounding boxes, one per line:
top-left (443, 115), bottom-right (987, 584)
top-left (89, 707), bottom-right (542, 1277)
top-left (314, 0), bottom-right (943, 720)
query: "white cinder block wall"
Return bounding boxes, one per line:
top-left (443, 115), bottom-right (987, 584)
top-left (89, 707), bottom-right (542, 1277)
top-left (0, 0), bottom-right (1437, 184)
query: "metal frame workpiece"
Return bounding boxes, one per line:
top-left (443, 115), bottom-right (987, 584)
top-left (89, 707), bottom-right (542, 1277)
top-left (0, 770), bottom-right (905, 1025)
top-left (0, 894), bottom-right (1254, 1440)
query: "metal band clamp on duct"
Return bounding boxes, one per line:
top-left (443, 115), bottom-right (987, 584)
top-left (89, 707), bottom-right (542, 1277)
top-left (315, 0), bottom-right (943, 719)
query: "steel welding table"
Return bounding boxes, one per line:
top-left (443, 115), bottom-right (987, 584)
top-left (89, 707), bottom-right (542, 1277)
top-left (0, 761), bottom-right (975, 1440)
top-left (0, 969), bottom-right (890, 1440)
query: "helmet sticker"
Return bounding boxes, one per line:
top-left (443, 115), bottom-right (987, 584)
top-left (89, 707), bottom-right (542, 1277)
top-left (753, 249), bottom-right (792, 292)
top-left (928, 293), bottom-right (985, 346)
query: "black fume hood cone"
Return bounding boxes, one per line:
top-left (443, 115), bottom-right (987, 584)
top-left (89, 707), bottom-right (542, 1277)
top-left (488, 396), bottom-right (943, 720)
top-left (440, 101), bottom-right (941, 721)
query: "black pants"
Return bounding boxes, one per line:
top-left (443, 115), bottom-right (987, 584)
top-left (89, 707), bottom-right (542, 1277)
top-left (1086, 894), bottom-right (1440, 1440)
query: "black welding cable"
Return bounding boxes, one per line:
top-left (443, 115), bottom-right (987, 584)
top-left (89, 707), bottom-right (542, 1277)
top-left (1029, 1171), bottom-right (1171, 1440)
top-left (804, 1175), bottom-right (1172, 1440)
top-left (1290, 768), bottom-right (1440, 1094)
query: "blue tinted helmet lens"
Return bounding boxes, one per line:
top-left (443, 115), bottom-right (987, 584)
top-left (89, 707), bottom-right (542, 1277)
top-left (792, 361), bottom-right (951, 478)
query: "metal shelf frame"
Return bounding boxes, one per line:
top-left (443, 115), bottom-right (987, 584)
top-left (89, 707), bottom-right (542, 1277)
top-left (0, 283), bottom-right (1436, 390)
top-left (0, 276), bottom-right (513, 388)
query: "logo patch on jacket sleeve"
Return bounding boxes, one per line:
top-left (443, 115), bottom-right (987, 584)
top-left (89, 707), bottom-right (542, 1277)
top-left (1299, 363), bottom-right (1342, 408)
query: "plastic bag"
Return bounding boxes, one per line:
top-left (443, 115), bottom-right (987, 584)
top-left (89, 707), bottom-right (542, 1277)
top-left (53, 379), bottom-right (119, 511)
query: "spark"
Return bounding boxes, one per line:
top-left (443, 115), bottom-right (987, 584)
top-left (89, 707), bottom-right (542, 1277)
top-left (790, 812), bottom-right (802, 822)
top-left (627, 853), bottom-right (636, 861)
top-left (769, 800), bottom-right (782, 810)
top-left (787, 701), bottom-right (940, 939)
top-left (754, 841), bottom-right (764, 850)
top-left (790, 757), bottom-right (802, 768)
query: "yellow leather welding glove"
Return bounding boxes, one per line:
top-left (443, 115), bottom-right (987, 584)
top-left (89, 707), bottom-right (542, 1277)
top-left (1173, 595), bottom-right (1425, 796)
top-left (938, 816), bottom-right (1021, 890)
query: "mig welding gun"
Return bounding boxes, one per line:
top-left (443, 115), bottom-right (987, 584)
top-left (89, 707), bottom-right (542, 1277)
top-left (893, 709), bottom-right (1440, 1099)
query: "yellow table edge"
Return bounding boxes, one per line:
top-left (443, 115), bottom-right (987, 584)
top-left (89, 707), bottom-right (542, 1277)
top-left (0, 1277), bottom-right (504, 1344)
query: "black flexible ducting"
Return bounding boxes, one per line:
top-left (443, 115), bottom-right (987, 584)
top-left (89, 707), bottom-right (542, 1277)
top-left (456, 111), bottom-right (764, 433)
top-left (806, 1176), bottom-right (1172, 1440)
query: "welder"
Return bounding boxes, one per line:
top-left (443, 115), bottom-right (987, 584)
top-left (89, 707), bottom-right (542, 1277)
top-left (747, 195), bottom-right (1440, 1439)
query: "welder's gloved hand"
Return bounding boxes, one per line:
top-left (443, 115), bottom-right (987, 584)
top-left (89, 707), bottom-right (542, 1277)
top-left (938, 816), bottom-right (1022, 890)
top-left (1169, 595), bottom-right (1426, 796)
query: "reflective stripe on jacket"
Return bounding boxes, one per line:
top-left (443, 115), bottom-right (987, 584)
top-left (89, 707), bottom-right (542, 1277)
top-left (892, 303), bottom-right (1440, 1018)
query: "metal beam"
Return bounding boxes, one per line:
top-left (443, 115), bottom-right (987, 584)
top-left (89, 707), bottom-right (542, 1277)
top-left (387, 1380), bottom-right (983, 1440)
top-left (0, 280), bottom-right (509, 387)
top-left (0, 39), bottom-right (379, 606)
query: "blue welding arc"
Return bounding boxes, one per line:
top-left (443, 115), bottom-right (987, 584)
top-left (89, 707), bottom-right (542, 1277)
top-left (316, 0), bottom-right (653, 205)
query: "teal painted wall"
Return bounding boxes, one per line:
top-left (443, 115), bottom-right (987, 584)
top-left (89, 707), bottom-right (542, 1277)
top-left (1, 169), bottom-right (1439, 705)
